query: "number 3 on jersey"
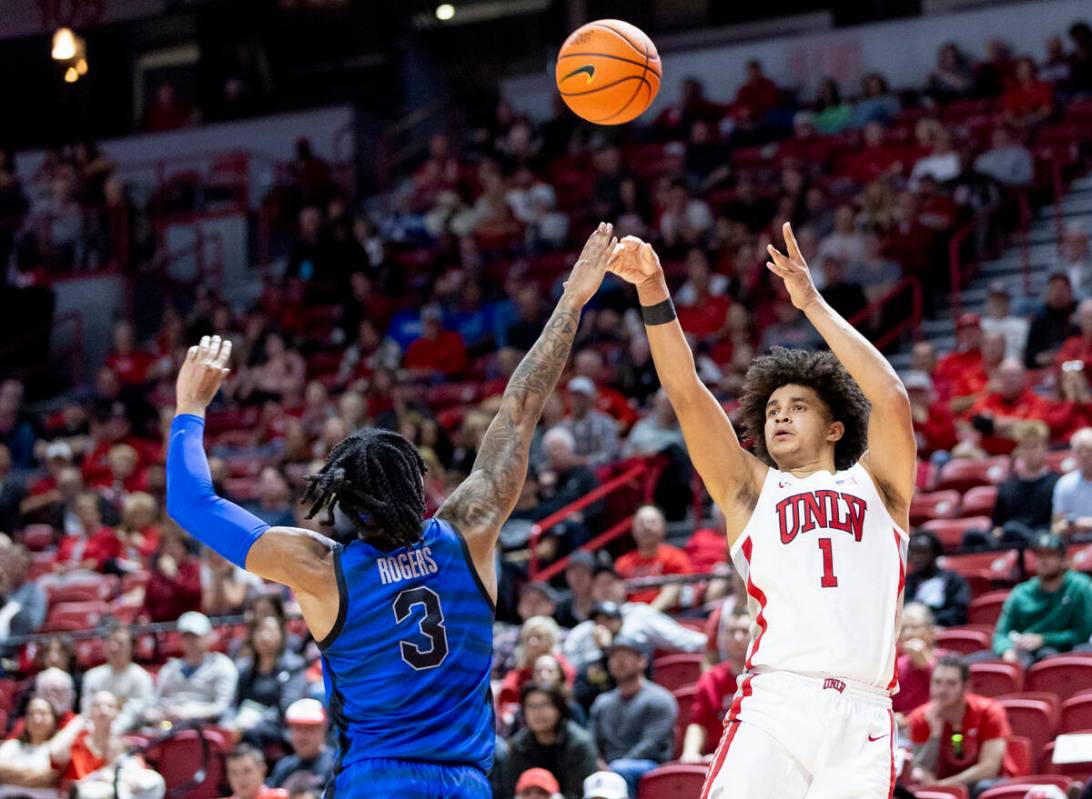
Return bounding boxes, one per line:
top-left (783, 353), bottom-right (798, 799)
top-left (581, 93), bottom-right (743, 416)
top-left (393, 586), bottom-right (449, 670)
top-left (818, 538), bottom-right (839, 588)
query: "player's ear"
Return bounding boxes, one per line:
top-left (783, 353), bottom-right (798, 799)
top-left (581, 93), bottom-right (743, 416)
top-left (826, 420), bottom-right (845, 443)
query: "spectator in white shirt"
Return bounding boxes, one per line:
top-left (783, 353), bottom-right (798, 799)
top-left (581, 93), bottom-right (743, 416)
top-left (1053, 427), bottom-right (1092, 538)
top-left (910, 126), bottom-right (961, 190)
top-left (144, 611), bottom-right (238, 726)
top-left (676, 248), bottom-right (727, 306)
top-left (81, 625), bottom-right (154, 732)
top-left (1062, 225), bottom-right (1091, 299)
top-left (974, 126), bottom-right (1033, 188)
top-left (815, 206), bottom-right (864, 284)
top-left (658, 179), bottom-right (713, 253)
top-left (980, 282), bottom-right (1029, 360)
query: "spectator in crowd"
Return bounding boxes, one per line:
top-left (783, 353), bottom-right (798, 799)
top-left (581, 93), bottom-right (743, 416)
top-left (512, 768), bottom-right (561, 799)
top-left (117, 492), bottom-right (162, 562)
top-left (1025, 273), bottom-right (1077, 369)
top-left (614, 505), bottom-right (693, 610)
top-left (49, 491), bottom-right (124, 581)
top-left (571, 601), bottom-right (623, 712)
top-left (561, 378), bottom-right (620, 467)
top-left (974, 126), bottom-right (1034, 188)
top-left (905, 371), bottom-right (958, 456)
top-left (1055, 298), bottom-right (1092, 373)
top-left (494, 582), bottom-right (561, 675)
top-left (267, 699), bottom-right (336, 792)
top-left (1050, 359), bottom-right (1092, 443)
top-left (235, 333), bottom-right (307, 406)
top-left (145, 611), bottom-right (239, 726)
top-left (0, 696), bottom-right (64, 797)
top-left (0, 443), bottom-right (25, 532)
top-left (893, 603), bottom-right (938, 722)
top-left (904, 531), bottom-right (971, 627)
top-left (244, 467), bottom-right (297, 527)
top-left (968, 421), bottom-right (1059, 549)
top-left (141, 525), bottom-right (201, 622)
top-left (815, 206), bottom-right (865, 284)
top-left (571, 350), bottom-right (637, 431)
top-left (589, 636), bottom-right (676, 796)
top-left (680, 609), bottom-right (750, 762)
top-left (230, 615), bottom-right (308, 748)
top-left (970, 358), bottom-right (1050, 451)
top-left (758, 300), bottom-right (822, 352)
top-left (853, 72), bottom-right (901, 126)
top-left (1061, 225), bottom-right (1090, 299)
top-left (581, 772), bottom-right (629, 799)
top-left (949, 329), bottom-right (1005, 416)
top-left (537, 427), bottom-right (601, 528)
top-left (621, 389), bottom-right (685, 459)
top-left (499, 683), bottom-right (598, 799)
top-left (910, 126), bottom-right (961, 190)
top-left (980, 282), bottom-right (1029, 360)
top-left (224, 745), bottom-right (288, 799)
top-left (908, 655), bottom-right (1015, 793)
top-left (0, 542), bottom-right (47, 643)
top-left (564, 568), bottom-right (706, 670)
top-left (658, 179), bottom-right (714, 256)
top-left (1052, 427), bottom-right (1092, 536)
top-left (555, 550), bottom-right (597, 629)
top-left (80, 625), bottom-right (154, 732)
top-left (403, 304), bottom-right (468, 379)
top-left (202, 548), bottom-right (263, 617)
top-left (927, 42), bottom-right (975, 102)
top-left (818, 255), bottom-right (868, 326)
top-left (993, 532), bottom-right (1092, 665)
top-left (1001, 57), bottom-right (1055, 126)
top-left (734, 60), bottom-right (780, 120)
top-left (498, 616), bottom-right (572, 724)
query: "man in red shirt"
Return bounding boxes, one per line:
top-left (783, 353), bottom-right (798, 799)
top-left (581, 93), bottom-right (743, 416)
top-left (935, 314), bottom-right (984, 395)
top-left (679, 609), bottom-right (751, 762)
top-left (951, 331), bottom-right (1007, 415)
top-left (223, 745), bottom-right (288, 799)
top-left (733, 60), bottom-right (780, 120)
top-left (614, 504), bottom-right (693, 611)
top-left (402, 305), bottom-right (467, 378)
top-left (908, 655), bottom-right (1016, 792)
top-left (906, 371), bottom-right (957, 455)
top-left (971, 358), bottom-right (1050, 454)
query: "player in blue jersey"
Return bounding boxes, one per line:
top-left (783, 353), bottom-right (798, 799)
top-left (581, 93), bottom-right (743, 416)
top-left (164, 223), bottom-right (618, 799)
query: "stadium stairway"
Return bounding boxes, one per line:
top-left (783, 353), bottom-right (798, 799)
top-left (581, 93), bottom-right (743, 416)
top-left (888, 173), bottom-right (1092, 370)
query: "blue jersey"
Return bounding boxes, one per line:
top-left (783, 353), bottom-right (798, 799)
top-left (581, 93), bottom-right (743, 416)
top-left (318, 517), bottom-right (495, 780)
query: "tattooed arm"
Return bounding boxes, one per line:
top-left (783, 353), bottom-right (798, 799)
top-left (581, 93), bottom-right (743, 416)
top-left (438, 223), bottom-right (617, 602)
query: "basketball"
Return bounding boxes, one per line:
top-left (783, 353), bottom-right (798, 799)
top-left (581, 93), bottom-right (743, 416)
top-left (555, 19), bottom-right (661, 125)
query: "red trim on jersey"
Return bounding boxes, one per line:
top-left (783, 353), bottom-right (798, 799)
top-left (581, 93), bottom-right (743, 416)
top-left (886, 527), bottom-right (907, 692)
top-left (886, 709), bottom-right (897, 799)
top-left (740, 538), bottom-right (769, 671)
top-left (700, 674), bottom-right (753, 799)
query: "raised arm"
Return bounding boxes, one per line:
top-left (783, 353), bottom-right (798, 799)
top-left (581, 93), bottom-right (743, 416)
top-left (766, 222), bottom-right (916, 525)
top-left (167, 336), bottom-right (340, 641)
top-left (607, 238), bottom-right (766, 541)
top-left (437, 223), bottom-right (617, 595)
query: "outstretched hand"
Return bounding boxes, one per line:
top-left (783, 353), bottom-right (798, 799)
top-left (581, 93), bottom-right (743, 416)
top-left (563, 222), bottom-right (617, 306)
top-left (766, 222), bottom-right (820, 311)
top-left (176, 335), bottom-right (232, 416)
top-left (606, 235), bottom-right (663, 287)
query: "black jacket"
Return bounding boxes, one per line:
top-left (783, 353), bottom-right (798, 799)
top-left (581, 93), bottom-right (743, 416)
top-left (496, 720), bottom-right (598, 799)
top-left (904, 567), bottom-right (971, 627)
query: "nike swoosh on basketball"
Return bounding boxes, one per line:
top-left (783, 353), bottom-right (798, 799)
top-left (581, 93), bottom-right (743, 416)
top-left (562, 64), bottom-right (596, 84)
top-left (868, 733), bottom-right (889, 742)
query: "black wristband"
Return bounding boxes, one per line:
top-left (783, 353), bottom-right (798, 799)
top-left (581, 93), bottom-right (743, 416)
top-left (640, 297), bottom-right (677, 326)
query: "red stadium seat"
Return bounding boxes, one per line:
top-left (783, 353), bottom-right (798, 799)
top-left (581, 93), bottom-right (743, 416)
top-left (910, 490), bottom-right (961, 525)
top-left (996, 693), bottom-right (1061, 722)
top-left (997, 698), bottom-right (1058, 768)
top-left (914, 787), bottom-right (969, 799)
top-left (76, 638), bottom-right (107, 670)
top-left (961, 485), bottom-right (998, 517)
top-left (968, 591), bottom-right (1010, 626)
top-left (653, 654), bottom-right (703, 693)
top-left (937, 457), bottom-right (1010, 493)
top-left (143, 728), bottom-right (225, 799)
top-left (1027, 657), bottom-right (1092, 701)
top-left (992, 775), bottom-right (1072, 791)
top-left (1046, 450), bottom-right (1076, 474)
top-left (941, 550), bottom-right (1020, 585)
top-left (970, 661), bottom-right (1024, 697)
top-left (21, 524), bottom-right (56, 552)
top-left (673, 685), bottom-right (697, 758)
top-left (1007, 736), bottom-right (1033, 778)
top-left (979, 784), bottom-right (1071, 799)
top-left (1061, 692), bottom-right (1092, 733)
top-left (44, 600), bottom-right (110, 632)
top-left (637, 763), bottom-right (708, 799)
top-left (922, 516), bottom-right (991, 550)
top-left (936, 628), bottom-right (992, 656)
top-left (48, 574), bottom-right (119, 605)
top-left (1043, 733), bottom-right (1092, 782)
top-left (0, 678), bottom-right (16, 708)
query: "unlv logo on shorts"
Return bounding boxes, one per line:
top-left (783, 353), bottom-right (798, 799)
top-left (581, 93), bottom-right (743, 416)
top-left (775, 490), bottom-right (868, 544)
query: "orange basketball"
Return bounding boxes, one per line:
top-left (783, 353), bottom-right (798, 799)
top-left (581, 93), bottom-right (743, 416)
top-left (555, 19), bottom-right (661, 125)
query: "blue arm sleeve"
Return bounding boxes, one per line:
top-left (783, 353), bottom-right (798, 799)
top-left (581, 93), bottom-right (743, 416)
top-left (166, 414), bottom-right (270, 569)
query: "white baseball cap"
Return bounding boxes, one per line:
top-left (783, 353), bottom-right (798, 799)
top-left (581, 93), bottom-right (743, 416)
top-left (285, 698), bottom-right (328, 726)
top-left (177, 611), bottom-right (212, 637)
top-left (583, 771), bottom-right (628, 799)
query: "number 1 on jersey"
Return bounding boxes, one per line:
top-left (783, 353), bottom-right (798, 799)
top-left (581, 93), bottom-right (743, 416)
top-left (818, 538), bottom-right (839, 588)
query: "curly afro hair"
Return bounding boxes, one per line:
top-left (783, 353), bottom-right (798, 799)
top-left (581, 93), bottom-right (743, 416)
top-left (738, 347), bottom-right (871, 471)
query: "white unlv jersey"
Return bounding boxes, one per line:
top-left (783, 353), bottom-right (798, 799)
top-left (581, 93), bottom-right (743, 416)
top-left (730, 462), bottom-right (909, 691)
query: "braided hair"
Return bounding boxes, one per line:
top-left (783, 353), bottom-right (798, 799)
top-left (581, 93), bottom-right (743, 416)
top-left (301, 428), bottom-right (427, 551)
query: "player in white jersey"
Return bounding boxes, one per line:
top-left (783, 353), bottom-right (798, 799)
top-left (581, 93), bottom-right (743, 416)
top-left (608, 223), bottom-right (916, 799)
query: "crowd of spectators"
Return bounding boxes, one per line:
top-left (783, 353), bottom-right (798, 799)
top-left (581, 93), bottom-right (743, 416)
top-left (0, 16), bottom-right (1091, 799)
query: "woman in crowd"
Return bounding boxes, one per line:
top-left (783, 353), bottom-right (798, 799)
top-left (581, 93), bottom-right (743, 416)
top-left (497, 616), bottom-right (574, 729)
top-left (230, 615), bottom-right (308, 748)
top-left (140, 524), bottom-right (201, 623)
top-left (0, 697), bottom-right (67, 799)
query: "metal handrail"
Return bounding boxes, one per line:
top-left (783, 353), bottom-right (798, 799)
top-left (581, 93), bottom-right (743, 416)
top-left (845, 276), bottom-right (924, 351)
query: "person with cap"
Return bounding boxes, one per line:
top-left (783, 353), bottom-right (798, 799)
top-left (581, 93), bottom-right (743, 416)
top-left (572, 601), bottom-right (623, 711)
top-left (1026, 272), bottom-right (1077, 369)
top-left (499, 683), bottom-right (597, 799)
top-left (950, 330), bottom-right (1006, 415)
top-left (581, 771), bottom-right (629, 799)
top-left (1053, 427), bottom-right (1092, 537)
top-left (904, 530), bottom-right (971, 628)
top-left (563, 567), bottom-right (705, 672)
top-left (969, 358), bottom-right (1050, 455)
top-left (907, 654), bottom-right (1017, 794)
top-left (513, 767), bottom-right (562, 799)
top-left (402, 303), bottom-right (468, 379)
top-left (144, 610), bottom-right (239, 726)
top-left (992, 532), bottom-right (1092, 665)
top-left (905, 370), bottom-right (958, 457)
top-left (267, 699), bottom-right (335, 792)
top-left (560, 377), bottom-right (619, 467)
top-left (589, 635), bottom-right (676, 797)
top-left (555, 550), bottom-right (597, 629)
top-left (934, 312), bottom-right (984, 397)
top-left (980, 281), bottom-right (1029, 360)
top-left (614, 505), bottom-right (693, 611)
